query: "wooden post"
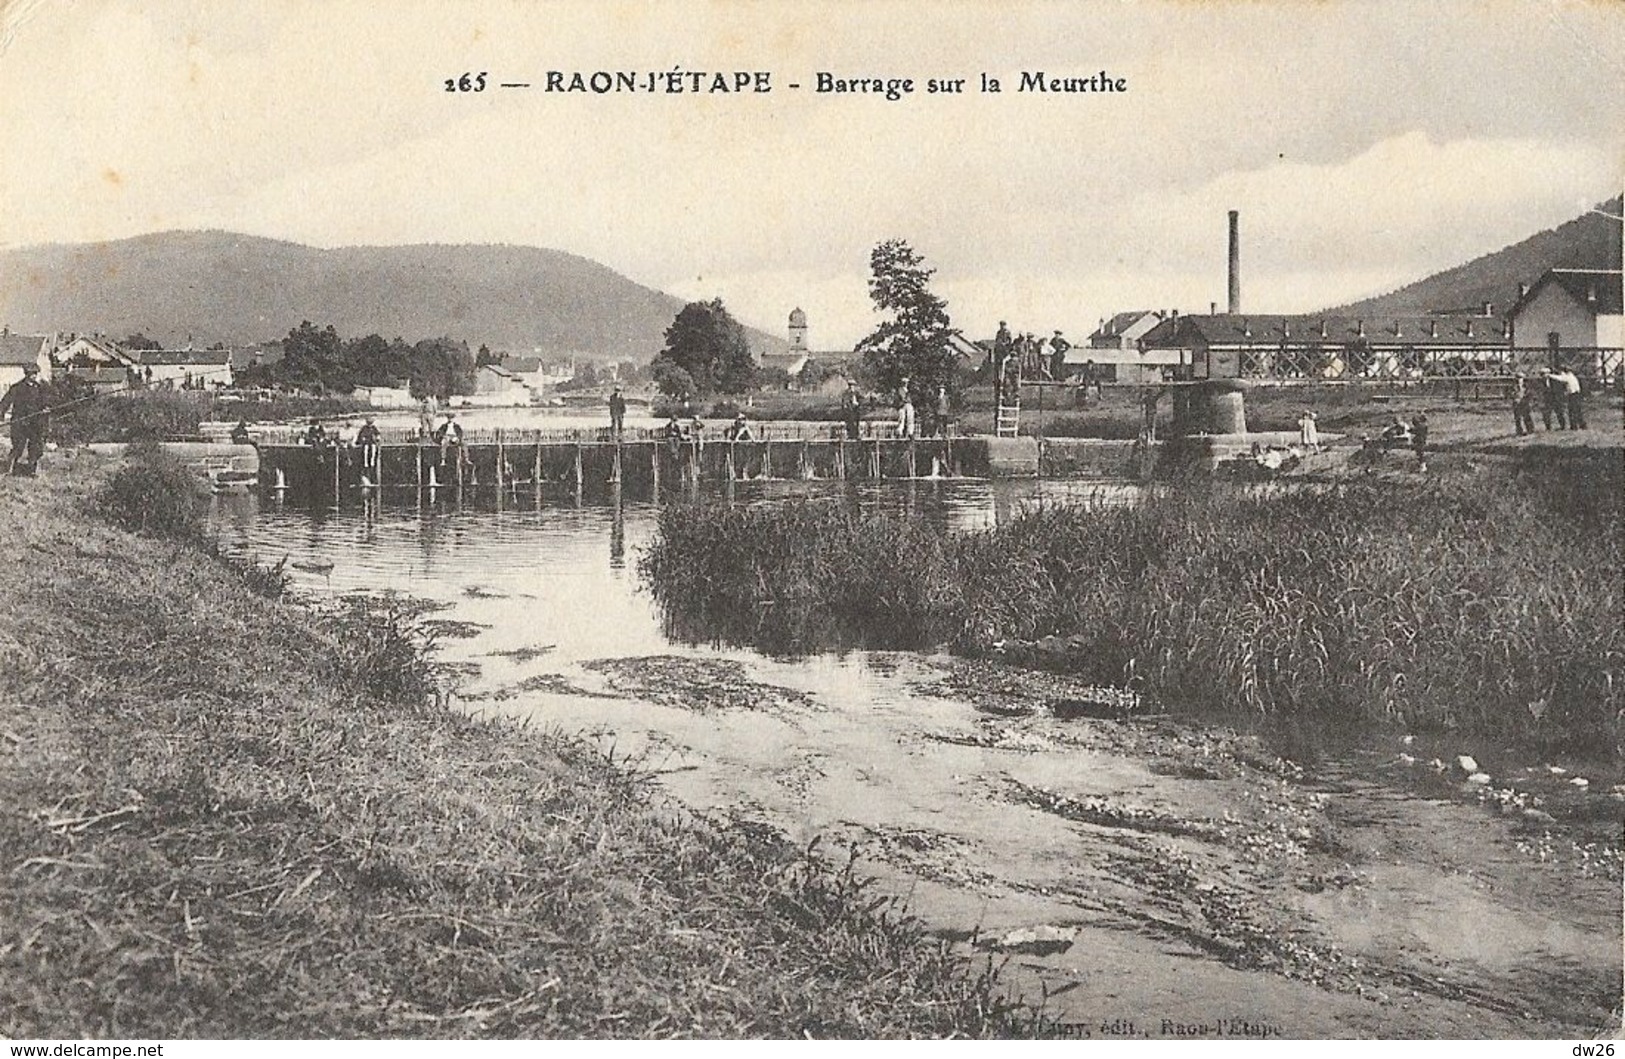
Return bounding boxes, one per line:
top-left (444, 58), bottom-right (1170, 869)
top-left (574, 443), bottom-right (584, 499)
top-left (416, 441), bottom-right (423, 495)
top-left (762, 441), bottom-right (772, 480)
top-left (907, 440), bottom-right (917, 479)
top-left (836, 437), bottom-right (845, 480)
top-left (495, 428), bottom-right (504, 493)
top-left (534, 441), bottom-right (543, 495)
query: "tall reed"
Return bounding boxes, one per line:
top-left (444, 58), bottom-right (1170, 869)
top-left (643, 454), bottom-right (1623, 749)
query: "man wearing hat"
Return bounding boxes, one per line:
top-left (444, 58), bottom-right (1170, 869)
top-left (608, 383), bottom-right (627, 436)
top-left (0, 363), bottom-right (51, 476)
top-left (1049, 330), bottom-right (1071, 380)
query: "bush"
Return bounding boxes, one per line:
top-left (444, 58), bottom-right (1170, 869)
top-left (94, 442), bottom-right (202, 539)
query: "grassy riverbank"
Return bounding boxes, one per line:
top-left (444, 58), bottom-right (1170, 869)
top-left (0, 453), bottom-right (1031, 1038)
top-left (644, 449), bottom-right (1623, 752)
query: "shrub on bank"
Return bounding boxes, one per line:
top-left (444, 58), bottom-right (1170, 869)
top-left (93, 441), bottom-right (202, 539)
top-left (643, 453), bottom-right (1624, 749)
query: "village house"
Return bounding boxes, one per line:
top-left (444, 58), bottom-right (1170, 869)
top-left (0, 330), bottom-right (54, 390)
top-left (1138, 310), bottom-right (1513, 381)
top-left (473, 362), bottom-right (532, 402)
top-left (1508, 268), bottom-right (1624, 382)
top-left (132, 348), bottom-right (235, 389)
top-left (1059, 312), bottom-right (1181, 384)
top-left (58, 336), bottom-right (140, 394)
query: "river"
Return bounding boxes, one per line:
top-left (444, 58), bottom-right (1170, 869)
top-left (207, 479), bottom-right (1623, 1040)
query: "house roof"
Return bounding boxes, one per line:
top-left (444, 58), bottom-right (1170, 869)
top-left (480, 363), bottom-right (519, 380)
top-left (0, 333), bottom-right (49, 366)
top-left (1510, 268), bottom-right (1623, 318)
top-left (1088, 311), bottom-right (1160, 342)
top-left (63, 337), bottom-right (136, 365)
top-left (1141, 313), bottom-right (1511, 349)
top-left (504, 356), bottom-right (544, 374)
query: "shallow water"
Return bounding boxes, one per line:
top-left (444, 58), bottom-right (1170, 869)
top-left (208, 480), bottom-right (1622, 1039)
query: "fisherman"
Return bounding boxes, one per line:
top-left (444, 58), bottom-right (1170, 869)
top-left (1511, 374), bottom-right (1534, 436)
top-left (356, 415), bottom-right (382, 472)
top-left (896, 391), bottom-right (917, 439)
top-left (840, 379), bottom-right (862, 440)
top-left (1553, 368), bottom-right (1585, 430)
top-left (608, 384), bottom-right (627, 435)
top-left (935, 385), bottom-right (952, 438)
top-left (1538, 367), bottom-right (1565, 431)
top-left (993, 321), bottom-right (1013, 410)
top-left (433, 411), bottom-right (463, 466)
top-left (301, 418), bottom-right (328, 447)
top-left (726, 412), bottom-right (753, 442)
top-left (0, 364), bottom-right (50, 476)
top-left (1411, 412), bottom-right (1429, 470)
top-left (229, 418), bottom-right (253, 445)
top-left (1049, 330), bottom-right (1071, 380)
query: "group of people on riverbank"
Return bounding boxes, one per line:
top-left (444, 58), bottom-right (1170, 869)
top-left (1511, 368), bottom-right (1588, 435)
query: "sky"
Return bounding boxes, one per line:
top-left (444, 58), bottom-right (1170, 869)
top-left (1, 0), bottom-right (1621, 349)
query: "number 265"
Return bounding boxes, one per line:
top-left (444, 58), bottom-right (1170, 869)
top-left (445, 72), bottom-right (487, 92)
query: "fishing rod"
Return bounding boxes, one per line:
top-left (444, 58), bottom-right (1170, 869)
top-left (1, 364), bottom-right (236, 427)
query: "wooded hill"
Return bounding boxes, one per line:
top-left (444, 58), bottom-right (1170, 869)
top-left (0, 230), bottom-right (787, 360)
top-left (1323, 196), bottom-right (1622, 318)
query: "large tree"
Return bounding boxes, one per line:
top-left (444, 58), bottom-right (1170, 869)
top-left (855, 240), bottom-right (954, 405)
top-left (279, 321), bottom-right (349, 393)
top-left (651, 298), bottom-right (755, 397)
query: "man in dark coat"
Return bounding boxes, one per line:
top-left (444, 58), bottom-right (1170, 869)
top-left (608, 385), bottom-right (627, 435)
top-left (0, 364), bottom-right (51, 476)
top-left (840, 379), bottom-right (862, 440)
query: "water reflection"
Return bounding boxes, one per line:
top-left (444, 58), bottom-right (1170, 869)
top-left (210, 477), bottom-right (1139, 661)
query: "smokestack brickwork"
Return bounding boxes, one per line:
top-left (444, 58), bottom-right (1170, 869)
top-left (1227, 210), bottom-right (1241, 315)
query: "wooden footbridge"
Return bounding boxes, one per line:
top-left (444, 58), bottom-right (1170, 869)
top-left (254, 431), bottom-right (1046, 500)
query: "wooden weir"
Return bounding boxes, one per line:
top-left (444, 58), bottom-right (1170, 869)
top-left (255, 434), bottom-right (1026, 503)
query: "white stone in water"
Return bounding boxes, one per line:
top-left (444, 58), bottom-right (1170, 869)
top-left (1466, 772), bottom-right (1492, 785)
top-left (1523, 808), bottom-right (1557, 825)
top-left (1547, 765), bottom-right (1568, 775)
top-left (1569, 777), bottom-right (1589, 788)
top-left (1456, 755), bottom-right (1480, 774)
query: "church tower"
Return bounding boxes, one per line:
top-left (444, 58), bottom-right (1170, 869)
top-left (788, 307), bottom-right (808, 352)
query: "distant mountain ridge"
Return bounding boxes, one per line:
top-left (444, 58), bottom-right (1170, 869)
top-left (1323, 196), bottom-right (1622, 318)
top-left (0, 230), bottom-right (787, 360)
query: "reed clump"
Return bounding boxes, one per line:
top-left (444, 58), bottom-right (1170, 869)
top-left (644, 452), bottom-right (1622, 749)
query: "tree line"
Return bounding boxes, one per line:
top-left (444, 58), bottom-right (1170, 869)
top-left (234, 322), bottom-right (477, 399)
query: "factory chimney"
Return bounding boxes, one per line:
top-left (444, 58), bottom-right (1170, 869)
top-left (1227, 210), bottom-right (1241, 315)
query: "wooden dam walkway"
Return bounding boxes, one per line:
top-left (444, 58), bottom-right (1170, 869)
top-left (256, 435), bottom-right (1047, 499)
